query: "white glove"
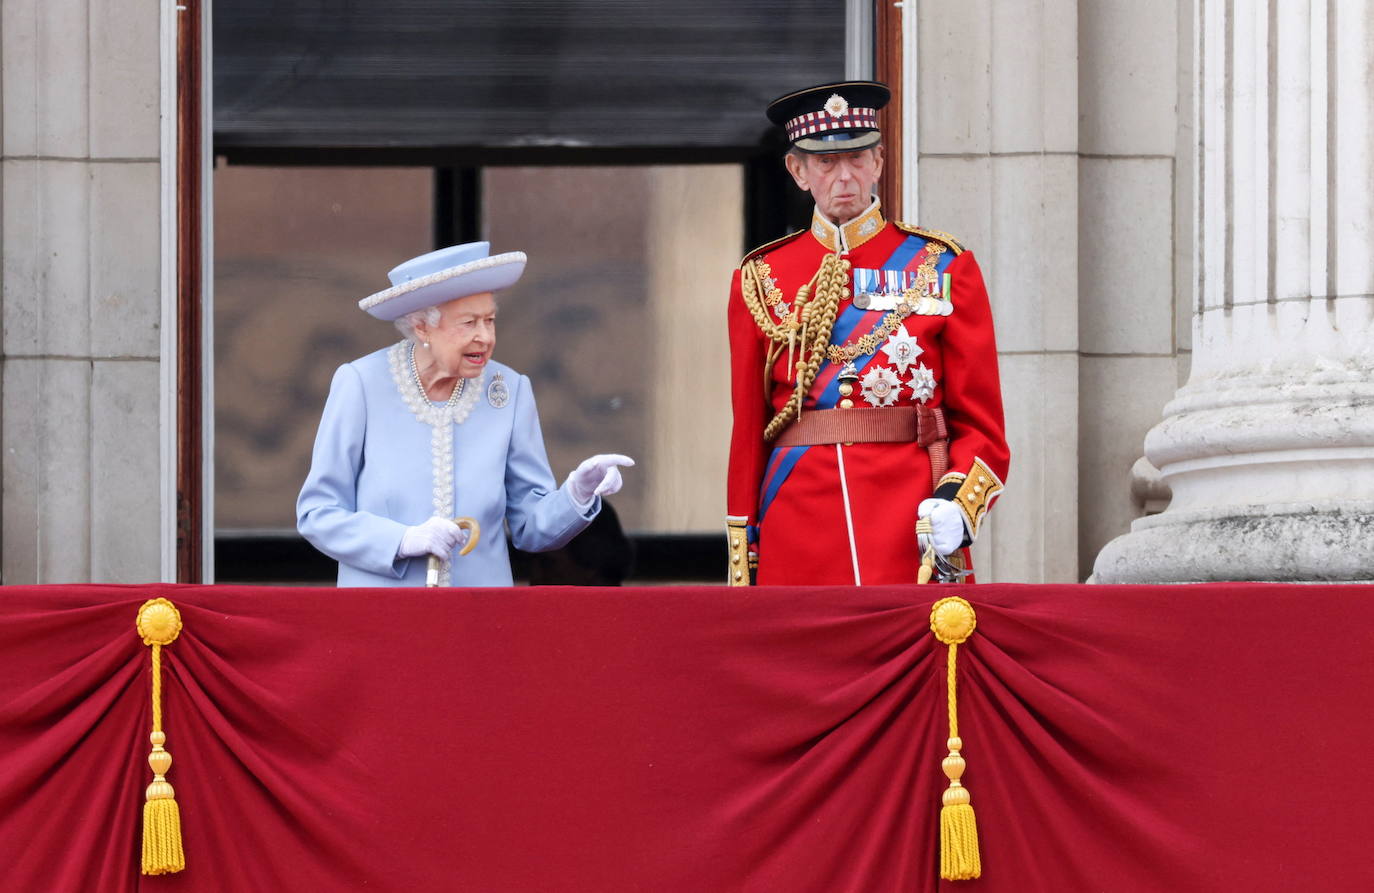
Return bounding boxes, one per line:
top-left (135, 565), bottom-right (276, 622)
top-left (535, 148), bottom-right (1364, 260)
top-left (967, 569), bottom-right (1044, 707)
top-left (397, 516), bottom-right (468, 560)
top-left (917, 498), bottom-right (966, 556)
top-left (567, 454), bottom-right (635, 508)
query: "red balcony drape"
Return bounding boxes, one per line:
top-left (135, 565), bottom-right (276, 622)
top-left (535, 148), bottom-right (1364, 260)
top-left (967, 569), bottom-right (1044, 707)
top-left (2, 583), bottom-right (1372, 892)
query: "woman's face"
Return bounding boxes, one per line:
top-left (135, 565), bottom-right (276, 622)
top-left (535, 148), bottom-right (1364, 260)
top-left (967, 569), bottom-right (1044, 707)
top-left (419, 291), bottom-right (497, 379)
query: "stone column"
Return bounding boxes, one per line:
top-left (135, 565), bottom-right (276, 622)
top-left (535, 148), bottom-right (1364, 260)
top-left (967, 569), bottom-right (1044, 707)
top-left (1, 0), bottom-right (167, 582)
top-left (1094, 1), bottom-right (1374, 582)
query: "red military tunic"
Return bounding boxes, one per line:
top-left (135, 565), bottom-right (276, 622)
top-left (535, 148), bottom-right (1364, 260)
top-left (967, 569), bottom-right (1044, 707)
top-left (726, 200), bottom-right (1010, 585)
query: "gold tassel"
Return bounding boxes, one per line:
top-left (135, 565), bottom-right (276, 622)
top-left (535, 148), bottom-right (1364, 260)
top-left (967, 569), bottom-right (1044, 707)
top-left (789, 282), bottom-right (811, 383)
top-left (930, 596), bottom-right (981, 880)
top-left (137, 598), bottom-right (186, 875)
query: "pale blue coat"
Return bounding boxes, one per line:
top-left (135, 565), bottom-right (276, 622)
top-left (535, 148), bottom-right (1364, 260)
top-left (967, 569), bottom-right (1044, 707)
top-left (297, 345), bottom-right (596, 586)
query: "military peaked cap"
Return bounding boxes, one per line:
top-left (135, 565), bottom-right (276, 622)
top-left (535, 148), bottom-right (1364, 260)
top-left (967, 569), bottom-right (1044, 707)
top-left (766, 81), bottom-right (890, 154)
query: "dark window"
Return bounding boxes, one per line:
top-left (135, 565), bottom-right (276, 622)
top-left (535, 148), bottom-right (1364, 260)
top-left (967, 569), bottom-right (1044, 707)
top-left (211, 1), bottom-right (843, 583)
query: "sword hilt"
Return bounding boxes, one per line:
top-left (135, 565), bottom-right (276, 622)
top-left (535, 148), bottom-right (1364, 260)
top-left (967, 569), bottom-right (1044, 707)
top-left (916, 518), bottom-right (936, 585)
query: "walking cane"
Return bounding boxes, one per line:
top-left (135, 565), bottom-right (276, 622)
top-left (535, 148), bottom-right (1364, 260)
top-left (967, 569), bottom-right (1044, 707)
top-left (426, 517), bottom-right (481, 587)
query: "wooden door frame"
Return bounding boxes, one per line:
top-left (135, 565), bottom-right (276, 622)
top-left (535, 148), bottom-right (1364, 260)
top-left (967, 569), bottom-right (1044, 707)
top-left (174, 0), bottom-right (212, 582)
top-left (874, 0), bottom-right (902, 218)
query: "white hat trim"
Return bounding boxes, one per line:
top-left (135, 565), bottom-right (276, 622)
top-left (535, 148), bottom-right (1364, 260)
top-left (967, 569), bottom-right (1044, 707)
top-left (358, 251), bottom-right (527, 315)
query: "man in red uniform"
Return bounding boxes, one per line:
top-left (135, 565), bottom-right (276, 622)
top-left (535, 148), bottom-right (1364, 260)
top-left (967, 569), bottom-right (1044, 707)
top-left (726, 81), bottom-right (1010, 586)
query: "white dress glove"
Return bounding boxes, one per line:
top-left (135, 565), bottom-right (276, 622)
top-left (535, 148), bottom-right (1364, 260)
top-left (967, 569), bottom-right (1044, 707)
top-left (917, 498), bottom-right (966, 556)
top-left (397, 516), bottom-right (468, 560)
top-left (567, 454), bottom-right (635, 509)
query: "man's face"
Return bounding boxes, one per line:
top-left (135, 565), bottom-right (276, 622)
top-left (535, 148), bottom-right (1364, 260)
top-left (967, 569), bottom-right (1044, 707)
top-left (784, 145), bottom-right (884, 224)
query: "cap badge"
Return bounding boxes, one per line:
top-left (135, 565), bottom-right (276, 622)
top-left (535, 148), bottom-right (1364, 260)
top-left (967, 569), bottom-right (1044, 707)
top-left (487, 372), bottom-right (510, 409)
top-left (824, 94), bottom-right (850, 118)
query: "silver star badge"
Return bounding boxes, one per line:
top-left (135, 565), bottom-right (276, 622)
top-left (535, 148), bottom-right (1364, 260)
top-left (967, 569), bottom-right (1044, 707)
top-left (880, 330), bottom-right (923, 374)
top-left (860, 366), bottom-right (902, 407)
top-left (910, 363), bottom-right (936, 403)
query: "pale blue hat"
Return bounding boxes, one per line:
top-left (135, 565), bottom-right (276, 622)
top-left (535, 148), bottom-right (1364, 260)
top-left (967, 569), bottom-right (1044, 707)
top-left (358, 241), bottom-right (526, 321)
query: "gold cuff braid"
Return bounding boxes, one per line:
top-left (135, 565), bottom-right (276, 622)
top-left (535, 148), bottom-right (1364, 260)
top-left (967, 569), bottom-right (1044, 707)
top-left (953, 458), bottom-right (1003, 538)
top-left (726, 517), bottom-right (753, 587)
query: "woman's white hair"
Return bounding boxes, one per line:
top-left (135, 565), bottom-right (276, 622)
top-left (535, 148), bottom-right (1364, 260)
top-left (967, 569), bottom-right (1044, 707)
top-left (393, 292), bottom-right (501, 343)
top-left (394, 305), bottom-right (443, 343)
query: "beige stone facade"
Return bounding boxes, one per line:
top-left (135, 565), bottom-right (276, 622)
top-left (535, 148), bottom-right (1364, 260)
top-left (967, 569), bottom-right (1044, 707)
top-left (2, 2), bottom-right (1368, 584)
top-left (1093, 1), bottom-right (1374, 582)
top-left (2, 0), bottom-right (168, 582)
top-left (904, 0), bottom-right (1195, 582)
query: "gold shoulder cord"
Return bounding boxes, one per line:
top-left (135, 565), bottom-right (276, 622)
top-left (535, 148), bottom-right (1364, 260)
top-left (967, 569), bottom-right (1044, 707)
top-left (739, 259), bottom-right (792, 342)
top-left (740, 253), bottom-right (851, 442)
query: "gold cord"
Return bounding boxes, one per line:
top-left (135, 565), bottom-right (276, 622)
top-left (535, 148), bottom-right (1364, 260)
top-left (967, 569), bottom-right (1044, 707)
top-left (150, 643), bottom-right (164, 733)
top-left (945, 643), bottom-right (961, 739)
top-left (758, 253), bottom-right (850, 442)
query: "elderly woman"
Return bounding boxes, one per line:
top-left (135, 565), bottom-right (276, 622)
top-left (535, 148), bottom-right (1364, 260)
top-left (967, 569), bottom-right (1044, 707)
top-left (297, 242), bottom-right (633, 587)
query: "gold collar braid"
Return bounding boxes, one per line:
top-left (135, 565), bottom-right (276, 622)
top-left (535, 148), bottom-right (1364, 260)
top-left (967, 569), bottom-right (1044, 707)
top-left (810, 199), bottom-right (885, 253)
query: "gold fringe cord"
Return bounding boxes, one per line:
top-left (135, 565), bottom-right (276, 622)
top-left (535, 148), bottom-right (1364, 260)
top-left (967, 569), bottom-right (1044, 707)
top-left (762, 253), bottom-right (849, 441)
top-left (137, 598), bottom-right (186, 875)
top-left (930, 596), bottom-right (981, 880)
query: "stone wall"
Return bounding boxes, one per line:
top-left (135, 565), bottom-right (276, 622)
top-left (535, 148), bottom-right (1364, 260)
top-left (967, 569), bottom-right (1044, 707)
top-left (1, 0), bottom-right (165, 583)
top-left (911, 0), bottom-right (1188, 582)
top-left (8, 1), bottom-right (1361, 585)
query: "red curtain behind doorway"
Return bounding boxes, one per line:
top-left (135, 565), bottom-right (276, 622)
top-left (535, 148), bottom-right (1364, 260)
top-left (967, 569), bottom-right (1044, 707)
top-left (2, 582), bottom-right (1373, 892)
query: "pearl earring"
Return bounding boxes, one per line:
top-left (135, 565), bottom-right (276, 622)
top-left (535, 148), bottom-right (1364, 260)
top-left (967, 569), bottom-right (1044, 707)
top-left (422, 341), bottom-right (430, 349)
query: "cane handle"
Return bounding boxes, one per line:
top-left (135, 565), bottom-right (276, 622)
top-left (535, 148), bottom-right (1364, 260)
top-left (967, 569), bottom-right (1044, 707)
top-left (424, 517), bottom-right (482, 587)
top-left (455, 517), bottom-right (480, 556)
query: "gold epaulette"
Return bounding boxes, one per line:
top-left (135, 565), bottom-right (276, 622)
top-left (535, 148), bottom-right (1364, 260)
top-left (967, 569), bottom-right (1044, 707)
top-left (741, 229), bottom-right (806, 265)
top-left (894, 222), bottom-right (966, 255)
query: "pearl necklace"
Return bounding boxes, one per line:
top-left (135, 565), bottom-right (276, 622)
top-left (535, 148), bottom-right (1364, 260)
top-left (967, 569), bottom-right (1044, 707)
top-left (409, 340), bottom-right (464, 406)
top-left (392, 339), bottom-right (482, 587)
